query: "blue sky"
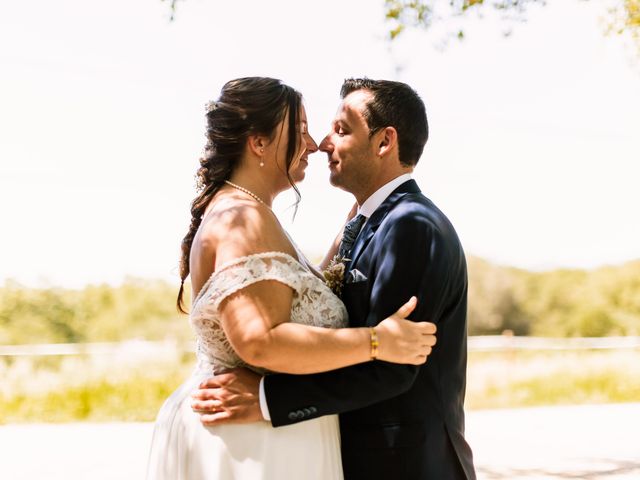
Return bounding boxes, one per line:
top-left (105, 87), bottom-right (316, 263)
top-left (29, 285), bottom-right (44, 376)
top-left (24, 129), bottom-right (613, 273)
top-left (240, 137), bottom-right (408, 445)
top-left (1, 0), bottom-right (638, 287)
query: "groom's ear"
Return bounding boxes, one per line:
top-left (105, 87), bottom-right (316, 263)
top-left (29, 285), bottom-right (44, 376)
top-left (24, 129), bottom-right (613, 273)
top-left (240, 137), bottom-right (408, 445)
top-left (375, 126), bottom-right (398, 158)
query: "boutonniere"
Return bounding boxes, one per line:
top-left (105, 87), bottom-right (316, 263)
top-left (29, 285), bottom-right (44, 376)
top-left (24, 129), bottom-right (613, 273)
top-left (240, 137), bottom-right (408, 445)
top-left (322, 255), bottom-right (350, 297)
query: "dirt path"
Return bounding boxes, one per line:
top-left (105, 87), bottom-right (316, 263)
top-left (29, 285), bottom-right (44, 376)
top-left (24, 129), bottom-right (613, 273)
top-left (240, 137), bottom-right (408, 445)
top-left (466, 403), bottom-right (640, 479)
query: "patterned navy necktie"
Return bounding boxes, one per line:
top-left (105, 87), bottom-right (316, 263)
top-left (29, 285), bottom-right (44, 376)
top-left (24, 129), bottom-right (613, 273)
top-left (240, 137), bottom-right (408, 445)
top-left (338, 214), bottom-right (367, 259)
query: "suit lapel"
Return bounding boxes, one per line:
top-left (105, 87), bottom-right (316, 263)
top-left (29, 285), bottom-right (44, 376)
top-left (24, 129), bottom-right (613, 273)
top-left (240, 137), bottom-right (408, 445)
top-left (347, 223), bottom-right (374, 269)
top-left (348, 180), bottom-right (421, 269)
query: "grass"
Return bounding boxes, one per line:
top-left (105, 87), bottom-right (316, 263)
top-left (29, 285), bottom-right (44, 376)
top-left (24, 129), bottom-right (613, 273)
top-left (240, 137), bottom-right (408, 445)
top-left (465, 349), bottom-right (640, 409)
top-left (0, 347), bottom-right (194, 424)
top-left (1, 348), bottom-right (639, 423)
top-left (0, 375), bottom-right (185, 423)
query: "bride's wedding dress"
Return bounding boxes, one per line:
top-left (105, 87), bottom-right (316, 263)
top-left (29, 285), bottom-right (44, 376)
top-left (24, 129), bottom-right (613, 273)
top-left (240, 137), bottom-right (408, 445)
top-left (146, 251), bottom-right (347, 479)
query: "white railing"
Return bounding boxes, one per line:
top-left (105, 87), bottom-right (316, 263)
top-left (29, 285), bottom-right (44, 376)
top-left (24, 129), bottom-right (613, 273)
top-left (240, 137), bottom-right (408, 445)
top-left (1, 336), bottom-right (639, 357)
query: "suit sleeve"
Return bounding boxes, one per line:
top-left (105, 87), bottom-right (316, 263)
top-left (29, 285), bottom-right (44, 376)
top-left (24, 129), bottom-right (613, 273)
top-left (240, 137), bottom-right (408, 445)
top-left (264, 210), bottom-right (456, 427)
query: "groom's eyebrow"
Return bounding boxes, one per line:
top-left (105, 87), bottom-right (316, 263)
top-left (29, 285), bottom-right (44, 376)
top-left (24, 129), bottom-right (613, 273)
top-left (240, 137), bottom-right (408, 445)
top-left (335, 115), bottom-right (349, 125)
top-left (342, 109), bottom-right (357, 125)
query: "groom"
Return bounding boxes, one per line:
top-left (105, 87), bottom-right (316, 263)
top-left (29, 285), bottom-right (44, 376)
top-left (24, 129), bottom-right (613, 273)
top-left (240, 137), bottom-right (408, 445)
top-left (192, 78), bottom-right (476, 479)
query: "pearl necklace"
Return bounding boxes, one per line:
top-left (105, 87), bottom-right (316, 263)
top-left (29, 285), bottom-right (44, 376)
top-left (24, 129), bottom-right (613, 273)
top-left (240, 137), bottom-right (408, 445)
top-left (224, 180), bottom-right (270, 208)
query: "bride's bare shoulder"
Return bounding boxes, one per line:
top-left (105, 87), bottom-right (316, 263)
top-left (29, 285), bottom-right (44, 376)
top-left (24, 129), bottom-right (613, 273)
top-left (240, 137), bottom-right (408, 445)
top-left (196, 197), bottom-right (293, 264)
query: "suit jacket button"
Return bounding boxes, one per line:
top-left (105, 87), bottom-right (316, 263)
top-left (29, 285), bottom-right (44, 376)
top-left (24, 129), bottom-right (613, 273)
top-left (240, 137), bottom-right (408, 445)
top-left (303, 408), bottom-right (311, 417)
top-left (288, 412), bottom-right (298, 420)
top-left (309, 407), bottom-right (317, 414)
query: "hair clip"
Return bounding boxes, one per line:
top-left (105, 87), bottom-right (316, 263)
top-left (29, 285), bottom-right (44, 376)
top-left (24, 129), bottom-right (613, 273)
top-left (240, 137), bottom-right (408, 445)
top-left (205, 101), bottom-right (218, 113)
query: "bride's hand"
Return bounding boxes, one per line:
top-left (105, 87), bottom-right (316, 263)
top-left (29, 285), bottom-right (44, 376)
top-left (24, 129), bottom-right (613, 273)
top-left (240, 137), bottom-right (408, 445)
top-left (375, 296), bottom-right (437, 365)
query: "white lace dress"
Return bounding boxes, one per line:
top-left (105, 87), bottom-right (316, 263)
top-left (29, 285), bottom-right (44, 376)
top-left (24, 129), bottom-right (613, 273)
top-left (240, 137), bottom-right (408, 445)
top-left (146, 252), bottom-right (348, 480)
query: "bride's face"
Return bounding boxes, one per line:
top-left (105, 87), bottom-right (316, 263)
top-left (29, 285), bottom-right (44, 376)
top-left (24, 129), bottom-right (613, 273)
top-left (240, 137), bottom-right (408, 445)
top-left (289, 105), bottom-right (318, 183)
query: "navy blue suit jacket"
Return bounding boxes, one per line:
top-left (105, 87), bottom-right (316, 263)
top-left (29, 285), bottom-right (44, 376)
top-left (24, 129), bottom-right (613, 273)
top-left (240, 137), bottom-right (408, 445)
top-left (264, 180), bottom-right (476, 479)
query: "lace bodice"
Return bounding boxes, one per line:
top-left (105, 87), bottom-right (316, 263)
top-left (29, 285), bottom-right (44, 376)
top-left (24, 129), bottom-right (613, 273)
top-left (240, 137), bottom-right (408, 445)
top-left (190, 252), bottom-right (349, 374)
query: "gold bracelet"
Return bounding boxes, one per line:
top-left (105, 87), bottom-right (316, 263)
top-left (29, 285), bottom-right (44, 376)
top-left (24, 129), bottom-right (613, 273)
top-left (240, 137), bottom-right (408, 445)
top-left (369, 327), bottom-right (379, 360)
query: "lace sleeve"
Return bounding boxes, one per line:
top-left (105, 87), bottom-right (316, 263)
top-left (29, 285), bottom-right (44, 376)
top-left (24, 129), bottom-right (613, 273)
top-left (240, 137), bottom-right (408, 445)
top-left (193, 252), bottom-right (306, 313)
top-left (190, 250), bottom-right (348, 372)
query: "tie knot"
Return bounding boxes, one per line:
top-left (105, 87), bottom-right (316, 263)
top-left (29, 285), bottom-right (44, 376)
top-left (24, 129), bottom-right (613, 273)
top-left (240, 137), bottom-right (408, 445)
top-left (339, 214), bottom-right (367, 259)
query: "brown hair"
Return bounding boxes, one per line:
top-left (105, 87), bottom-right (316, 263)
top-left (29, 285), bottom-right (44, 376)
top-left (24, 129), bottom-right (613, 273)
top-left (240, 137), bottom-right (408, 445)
top-left (177, 77), bottom-right (302, 313)
top-left (341, 78), bottom-right (428, 167)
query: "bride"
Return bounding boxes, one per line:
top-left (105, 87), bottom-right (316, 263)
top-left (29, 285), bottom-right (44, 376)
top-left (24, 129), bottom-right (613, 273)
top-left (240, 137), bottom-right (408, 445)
top-left (146, 77), bottom-right (436, 480)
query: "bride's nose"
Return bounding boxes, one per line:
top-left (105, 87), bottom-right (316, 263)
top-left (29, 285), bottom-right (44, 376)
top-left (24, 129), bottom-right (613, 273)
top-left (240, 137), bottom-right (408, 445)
top-left (306, 134), bottom-right (318, 154)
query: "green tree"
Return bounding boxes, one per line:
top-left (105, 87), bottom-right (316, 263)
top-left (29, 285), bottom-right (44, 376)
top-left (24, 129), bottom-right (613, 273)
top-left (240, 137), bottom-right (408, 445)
top-left (163, 0), bottom-right (640, 50)
top-left (2, 260), bottom-right (639, 344)
top-left (384, 0), bottom-right (640, 46)
top-left (0, 279), bottom-right (192, 345)
top-left (466, 256), bottom-right (531, 335)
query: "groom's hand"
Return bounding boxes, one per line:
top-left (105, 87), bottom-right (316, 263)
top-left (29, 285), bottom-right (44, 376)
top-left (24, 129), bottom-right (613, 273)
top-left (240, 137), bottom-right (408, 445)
top-left (191, 367), bottom-right (264, 426)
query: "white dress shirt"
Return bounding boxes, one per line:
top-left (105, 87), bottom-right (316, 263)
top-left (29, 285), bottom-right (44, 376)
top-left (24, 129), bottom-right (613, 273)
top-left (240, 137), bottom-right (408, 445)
top-left (258, 173), bottom-right (413, 421)
top-left (358, 173), bottom-right (413, 220)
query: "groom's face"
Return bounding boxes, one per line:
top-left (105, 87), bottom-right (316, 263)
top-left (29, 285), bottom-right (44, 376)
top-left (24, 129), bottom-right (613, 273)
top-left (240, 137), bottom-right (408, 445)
top-left (319, 90), bottom-right (378, 194)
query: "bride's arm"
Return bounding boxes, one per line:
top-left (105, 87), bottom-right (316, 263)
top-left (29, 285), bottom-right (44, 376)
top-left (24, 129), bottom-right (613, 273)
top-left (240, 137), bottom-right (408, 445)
top-left (219, 282), bottom-right (435, 375)
top-left (207, 205), bottom-right (435, 375)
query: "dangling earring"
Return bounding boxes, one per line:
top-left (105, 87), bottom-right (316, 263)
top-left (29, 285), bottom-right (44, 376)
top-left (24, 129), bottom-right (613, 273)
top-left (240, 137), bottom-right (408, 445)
top-left (259, 149), bottom-right (264, 167)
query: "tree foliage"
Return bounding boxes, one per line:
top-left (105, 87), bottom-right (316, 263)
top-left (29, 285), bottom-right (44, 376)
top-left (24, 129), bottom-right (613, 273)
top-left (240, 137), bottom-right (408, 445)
top-left (161, 0), bottom-right (640, 40)
top-left (607, 0), bottom-right (640, 42)
top-left (466, 258), bottom-right (640, 337)
top-left (384, 0), bottom-right (640, 51)
top-left (384, 0), bottom-right (545, 40)
top-left (162, 1), bottom-right (640, 53)
top-left (1, 259), bottom-right (639, 344)
top-left (467, 257), bottom-right (531, 335)
top-left (162, 0), bottom-right (181, 21)
top-left (0, 278), bottom-right (192, 345)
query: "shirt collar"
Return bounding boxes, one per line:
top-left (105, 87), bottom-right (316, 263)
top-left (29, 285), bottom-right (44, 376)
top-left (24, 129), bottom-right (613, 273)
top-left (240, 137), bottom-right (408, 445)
top-left (359, 173), bottom-right (413, 218)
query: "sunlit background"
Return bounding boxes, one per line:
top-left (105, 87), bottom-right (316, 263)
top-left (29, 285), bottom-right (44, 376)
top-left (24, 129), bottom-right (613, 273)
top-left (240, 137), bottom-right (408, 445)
top-left (2, 0), bottom-right (639, 287)
top-left (1, 1), bottom-right (639, 478)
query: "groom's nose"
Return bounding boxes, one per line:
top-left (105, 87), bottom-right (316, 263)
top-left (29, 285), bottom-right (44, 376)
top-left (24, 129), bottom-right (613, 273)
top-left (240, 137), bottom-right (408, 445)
top-left (319, 134), bottom-right (333, 153)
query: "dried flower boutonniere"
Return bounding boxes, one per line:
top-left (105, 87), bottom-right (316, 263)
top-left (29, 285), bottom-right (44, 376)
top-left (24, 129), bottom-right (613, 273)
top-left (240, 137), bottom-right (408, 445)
top-left (322, 255), bottom-right (350, 297)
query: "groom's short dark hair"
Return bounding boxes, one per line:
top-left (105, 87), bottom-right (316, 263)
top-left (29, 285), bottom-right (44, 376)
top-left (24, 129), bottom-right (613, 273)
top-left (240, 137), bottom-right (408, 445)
top-left (340, 78), bottom-right (428, 167)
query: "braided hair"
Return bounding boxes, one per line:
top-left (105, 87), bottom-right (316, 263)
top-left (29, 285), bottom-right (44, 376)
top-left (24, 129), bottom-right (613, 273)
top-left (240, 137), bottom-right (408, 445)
top-left (177, 77), bottom-right (302, 313)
